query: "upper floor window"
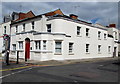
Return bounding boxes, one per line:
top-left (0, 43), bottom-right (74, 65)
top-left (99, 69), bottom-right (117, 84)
top-left (86, 28), bottom-right (89, 37)
top-left (4, 26), bottom-right (6, 34)
top-left (18, 41), bottom-right (23, 49)
top-left (47, 24), bottom-right (51, 32)
top-left (23, 23), bottom-right (25, 32)
top-left (16, 25), bottom-right (18, 33)
top-left (35, 41), bottom-right (41, 50)
top-left (98, 45), bottom-right (101, 53)
top-left (77, 26), bottom-right (81, 35)
top-left (86, 44), bottom-right (90, 53)
top-left (69, 43), bottom-right (74, 53)
top-left (104, 33), bottom-right (107, 39)
top-left (32, 21), bottom-right (34, 30)
top-left (12, 44), bottom-right (16, 50)
top-left (98, 31), bottom-right (101, 39)
top-left (43, 40), bottom-right (46, 50)
top-left (55, 41), bottom-right (62, 54)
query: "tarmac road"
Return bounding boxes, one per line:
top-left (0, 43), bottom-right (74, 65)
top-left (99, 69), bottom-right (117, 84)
top-left (1, 58), bottom-right (119, 83)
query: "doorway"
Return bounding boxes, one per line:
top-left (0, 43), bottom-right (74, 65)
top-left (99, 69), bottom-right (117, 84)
top-left (25, 38), bottom-right (30, 61)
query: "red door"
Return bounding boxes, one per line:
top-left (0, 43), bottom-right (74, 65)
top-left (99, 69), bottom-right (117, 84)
top-left (25, 40), bottom-right (30, 60)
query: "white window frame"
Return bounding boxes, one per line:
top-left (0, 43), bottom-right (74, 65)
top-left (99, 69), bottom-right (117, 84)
top-left (69, 43), bottom-right (74, 54)
top-left (18, 41), bottom-right (23, 49)
top-left (35, 41), bottom-right (41, 50)
top-left (55, 41), bottom-right (62, 54)
top-left (104, 33), bottom-right (107, 39)
top-left (108, 46), bottom-right (111, 53)
top-left (4, 26), bottom-right (6, 34)
top-left (98, 31), bottom-right (101, 40)
top-left (98, 45), bottom-right (101, 53)
top-left (86, 44), bottom-right (90, 53)
top-left (32, 21), bottom-right (34, 30)
top-left (86, 28), bottom-right (90, 37)
top-left (12, 44), bottom-right (16, 51)
top-left (16, 25), bottom-right (18, 33)
top-left (43, 40), bottom-right (47, 50)
top-left (77, 26), bottom-right (81, 36)
top-left (23, 23), bottom-right (25, 32)
top-left (47, 24), bottom-right (51, 32)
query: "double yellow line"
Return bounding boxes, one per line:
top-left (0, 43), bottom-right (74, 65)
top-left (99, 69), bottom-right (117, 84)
top-left (0, 65), bottom-right (49, 72)
top-left (0, 65), bottom-right (32, 72)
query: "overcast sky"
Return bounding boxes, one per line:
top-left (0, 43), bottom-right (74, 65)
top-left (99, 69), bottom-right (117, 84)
top-left (1, 1), bottom-right (119, 29)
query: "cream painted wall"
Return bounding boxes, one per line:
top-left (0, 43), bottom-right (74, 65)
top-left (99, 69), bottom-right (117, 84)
top-left (9, 16), bottom-right (116, 61)
top-left (0, 21), bottom-right (11, 53)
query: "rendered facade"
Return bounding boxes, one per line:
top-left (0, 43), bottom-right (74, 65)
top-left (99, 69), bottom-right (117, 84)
top-left (0, 9), bottom-right (119, 61)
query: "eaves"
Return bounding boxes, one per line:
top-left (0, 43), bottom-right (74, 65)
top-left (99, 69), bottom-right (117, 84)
top-left (47, 17), bottom-right (108, 31)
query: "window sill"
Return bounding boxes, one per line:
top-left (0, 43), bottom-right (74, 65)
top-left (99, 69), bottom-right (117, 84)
top-left (76, 35), bottom-right (82, 37)
top-left (31, 50), bottom-right (52, 53)
top-left (54, 53), bottom-right (62, 55)
top-left (86, 36), bottom-right (90, 38)
top-left (16, 49), bottom-right (24, 51)
top-left (11, 51), bottom-right (16, 54)
top-left (11, 50), bottom-right (16, 51)
top-left (98, 38), bottom-right (101, 40)
top-left (69, 53), bottom-right (74, 55)
top-left (86, 52), bottom-right (90, 54)
top-left (98, 52), bottom-right (101, 54)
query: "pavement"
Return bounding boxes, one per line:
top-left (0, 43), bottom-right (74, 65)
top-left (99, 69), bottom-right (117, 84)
top-left (7, 56), bottom-right (119, 66)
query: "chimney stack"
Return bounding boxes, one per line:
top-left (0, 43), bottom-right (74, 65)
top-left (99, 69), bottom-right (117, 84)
top-left (109, 24), bottom-right (116, 28)
top-left (69, 14), bottom-right (78, 19)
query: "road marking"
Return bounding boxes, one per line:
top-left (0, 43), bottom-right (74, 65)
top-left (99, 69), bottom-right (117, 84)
top-left (0, 67), bottom-right (34, 79)
top-left (0, 65), bottom-right (32, 72)
top-left (28, 64), bottom-right (49, 67)
top-left (0, 64), bottom-right (49, 72)
top-left (0, 64), bottom-right (50, 79)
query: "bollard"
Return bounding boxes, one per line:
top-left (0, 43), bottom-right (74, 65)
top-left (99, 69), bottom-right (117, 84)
top-left (6, 50), bottom-right (10, 65)
top-left (16, 51), bottom-right (19, 64)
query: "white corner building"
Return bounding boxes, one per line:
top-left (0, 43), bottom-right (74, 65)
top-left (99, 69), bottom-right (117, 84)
top-left (0, 9), bottom-right (119, 61)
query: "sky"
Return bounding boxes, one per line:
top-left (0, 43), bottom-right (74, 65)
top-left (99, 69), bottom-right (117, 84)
top-left (0, 1), bottom-right (119, 29)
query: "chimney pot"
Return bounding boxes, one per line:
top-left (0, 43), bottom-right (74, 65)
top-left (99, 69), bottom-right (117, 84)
top-left (109, 24), bottom-right (116, 28)
top-left (69, 14), bottom-right (78, 19)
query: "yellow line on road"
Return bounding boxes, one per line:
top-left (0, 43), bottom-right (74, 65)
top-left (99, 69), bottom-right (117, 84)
top-left (0, 66), bottom-right (32, 72)
top-left (0, 64), bottom-right (50, 72)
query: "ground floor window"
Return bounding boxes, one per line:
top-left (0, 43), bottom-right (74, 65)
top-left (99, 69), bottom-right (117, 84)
top-left (69, 43), bottom-right (74, 53)
top-left (18, 41), bottom-right (23, 49)
top-left (108, 46), bottom-right (111, 53)
top-left (86, 44), bottom-right (89, 53)
top-left (98, 45), bottom-right (101, 53)
top-left (35, 41), bottom-right (41, 50)
top-left (43, 40), bottom-right (46, 50)
top-left (55, 41), bottom-right (62, 53)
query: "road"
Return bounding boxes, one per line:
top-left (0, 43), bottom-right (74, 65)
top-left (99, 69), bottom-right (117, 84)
top-left (1, 58), bottom-right (119, 83)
